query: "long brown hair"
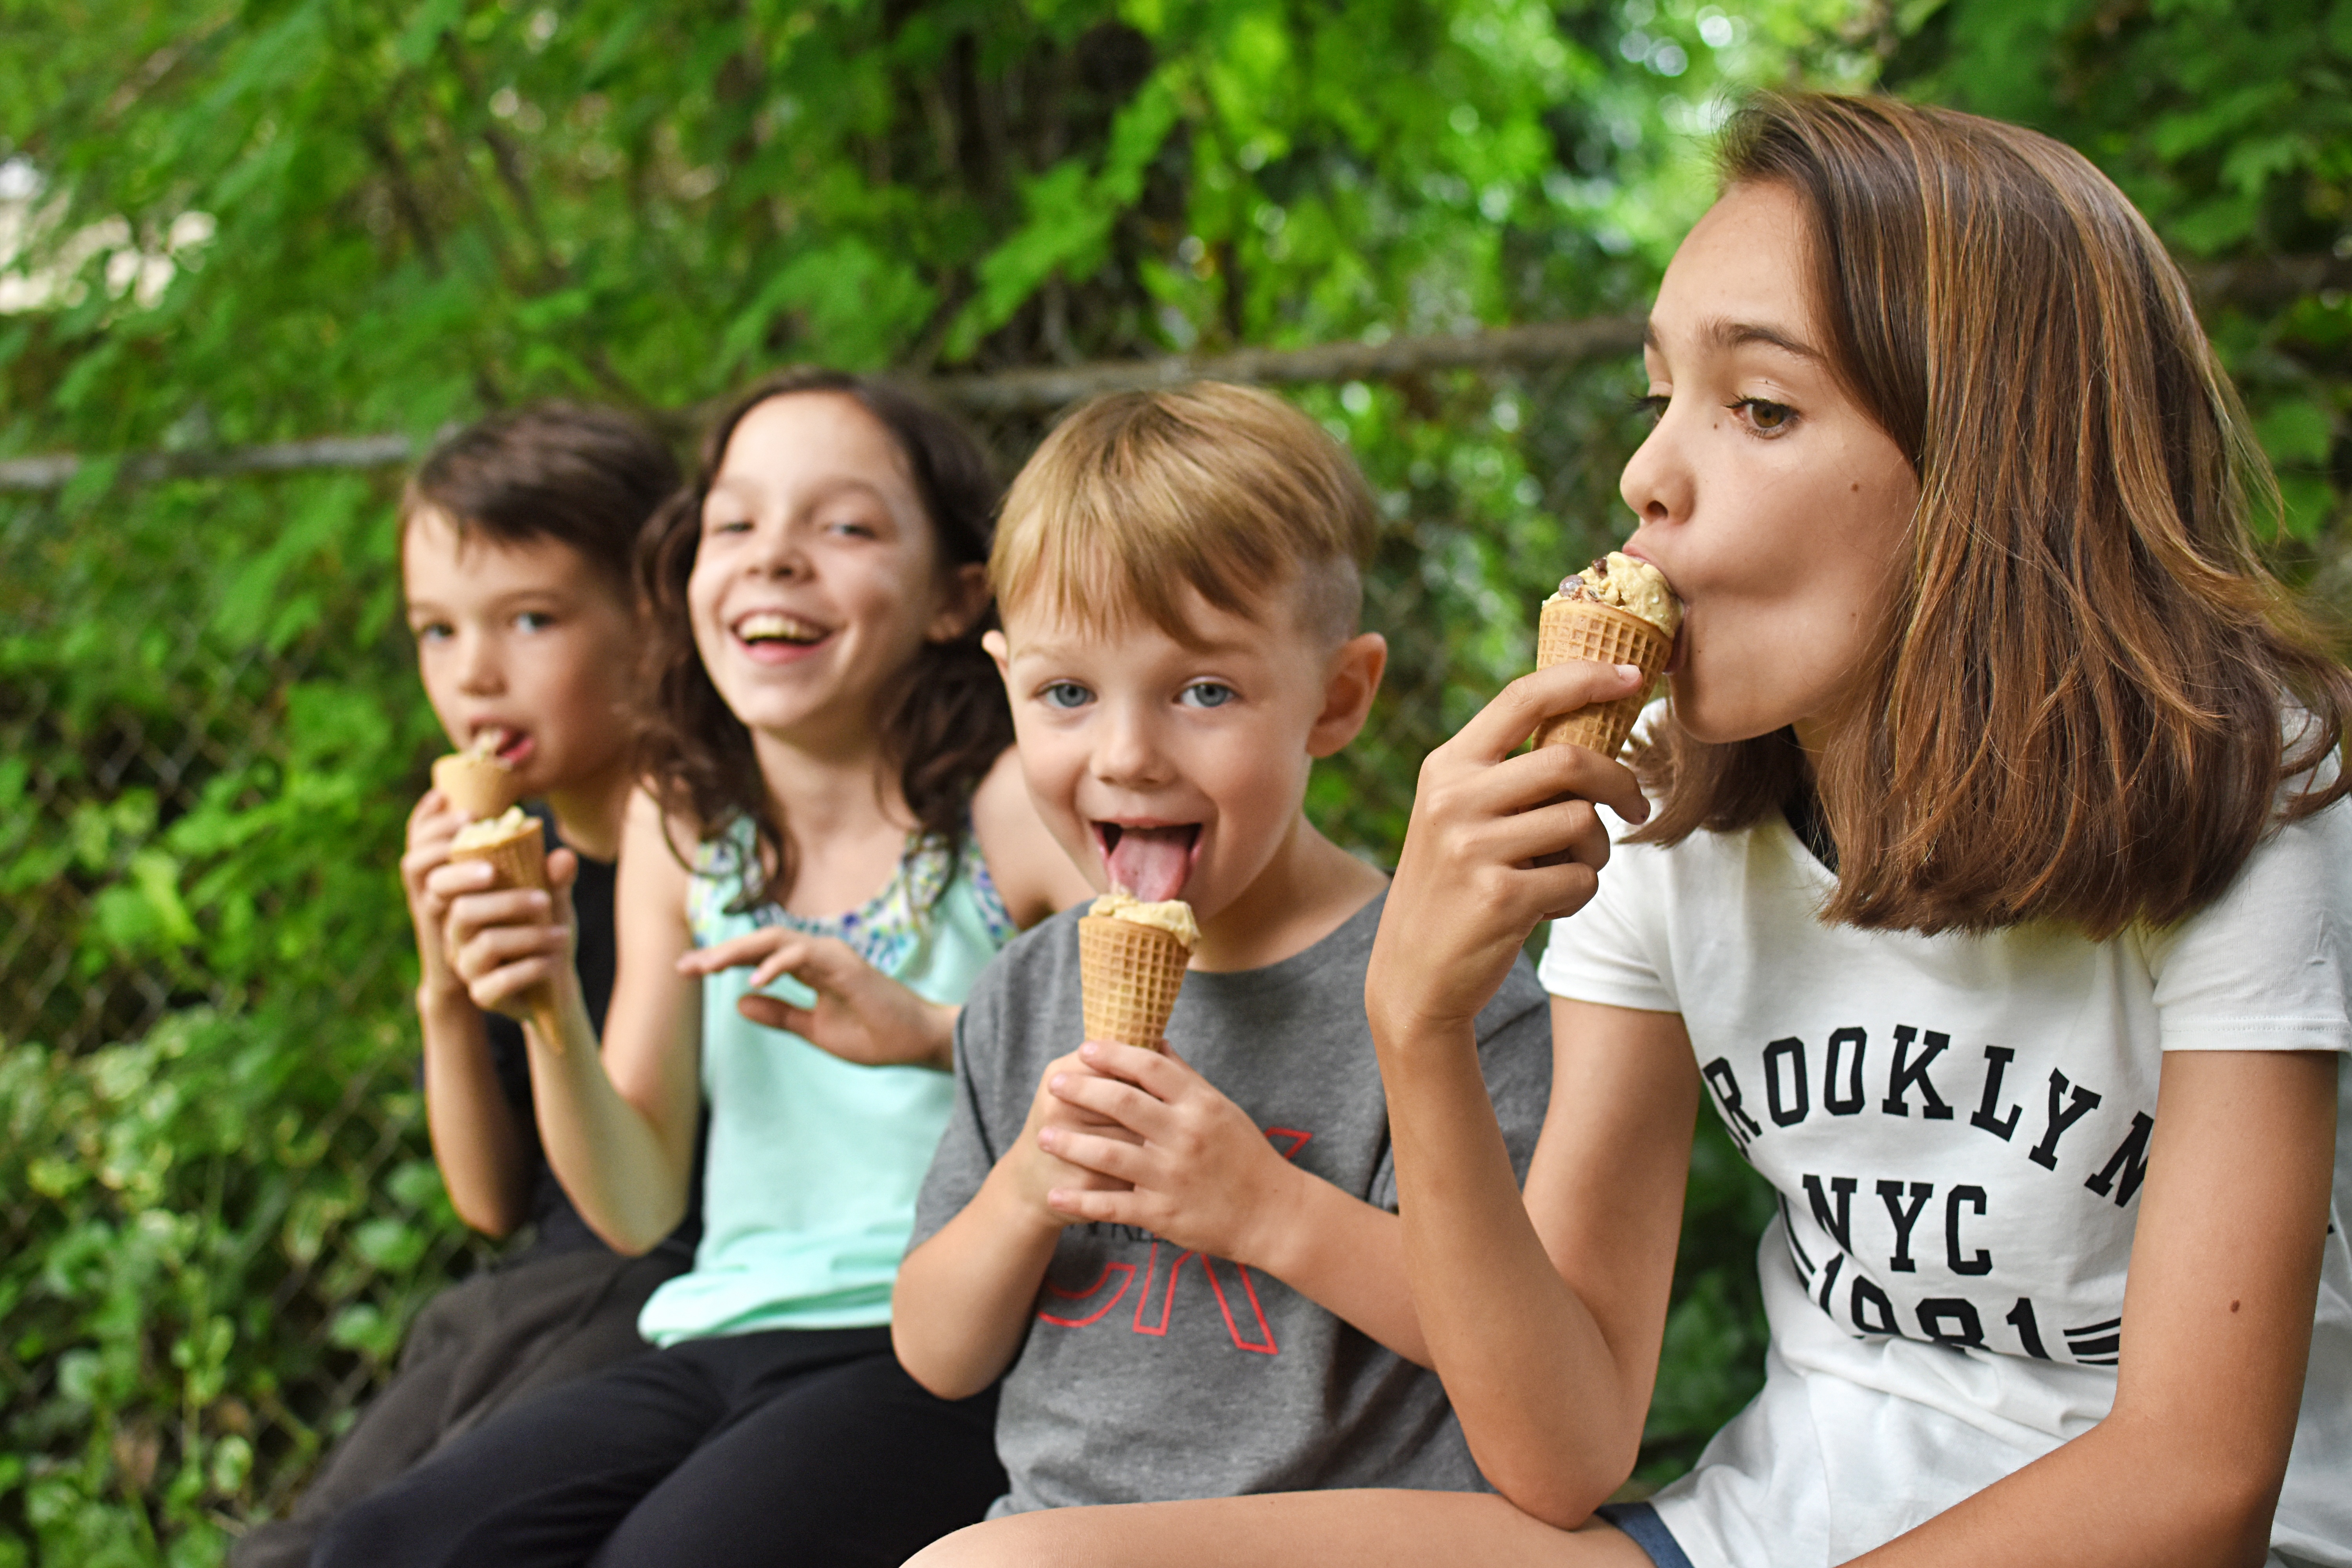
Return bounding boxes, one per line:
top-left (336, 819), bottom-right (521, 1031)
top-left (635, 369), bottom-right (1011, 912)
top-left (1631, 92), bottom-right (2352, 938)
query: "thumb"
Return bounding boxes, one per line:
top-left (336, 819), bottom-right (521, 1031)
top-left (546, 848), bottom-right (580, 925)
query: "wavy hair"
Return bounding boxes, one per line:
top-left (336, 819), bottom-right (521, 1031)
top-left (1630, 92), bottom-right (2352, 937)
top-left (635, 370), bottom-right (1010, 912)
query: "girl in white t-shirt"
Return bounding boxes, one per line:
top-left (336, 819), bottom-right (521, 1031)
top-left (907, 92), bottom-right (2352, 1568)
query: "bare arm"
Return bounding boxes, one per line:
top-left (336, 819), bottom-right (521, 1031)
top-left (1855, 1047), bottom-right (2336, 1568)
top-left (1367, 659), bottom-right (1697, 1523)
top-left (436, 788), bottom-right (702, 1254)
top-left (401, 788), bottom-right (530, 1236)
top-left (893, 1047), bottom-right (1131, 1398)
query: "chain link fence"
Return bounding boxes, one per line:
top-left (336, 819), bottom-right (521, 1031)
top-left (1, 356), bottom-right (1695, 1559)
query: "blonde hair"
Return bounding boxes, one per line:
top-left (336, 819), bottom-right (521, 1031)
top-left (992, 382), bottom-right (1377, 647)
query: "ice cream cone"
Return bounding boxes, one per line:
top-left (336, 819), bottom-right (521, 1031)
top-left (433, 751), bottom-right (519, 820)
top-left (1532, 597), bottom-right (1674, 759)
top-left (446, 812), bottom-right (565, 1052)
top-left (1078, 915), bottom-right (1190, 1050)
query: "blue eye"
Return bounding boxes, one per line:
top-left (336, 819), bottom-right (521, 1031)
top-left (1042, 682), bottom-right (1093, 710)
top-left (1180, 682), bottom-right (1236, 709)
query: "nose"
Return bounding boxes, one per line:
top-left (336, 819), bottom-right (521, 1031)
top-left (455, 627), bottom-right (503, 696)
top-left (744, 517), bottom-right (811, 581)
top-left (1089, 697), bottom-right (1171, 791)
top-left (1619, 399), bottom-right (1694, 532)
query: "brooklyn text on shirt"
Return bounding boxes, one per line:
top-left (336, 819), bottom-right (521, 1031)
top-left (1701, 1021), bottom-right (2154, 1366)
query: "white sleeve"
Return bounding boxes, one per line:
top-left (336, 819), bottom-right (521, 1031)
top-left (2146, 794), bottom-right (2352, 1054)
top-left (1537, 819), bottom-right (1680, 1014)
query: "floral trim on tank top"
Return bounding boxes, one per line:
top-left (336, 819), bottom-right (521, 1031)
top-left (702, 824), bottom-right (1015, 975)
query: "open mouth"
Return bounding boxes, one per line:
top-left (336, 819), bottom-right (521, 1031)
top-left (1091, 822), bottom-right (1201, 903)
top-left (470, 725), bottom-right (532, 766)
top-left (733, 610), bottom-right (830, 650)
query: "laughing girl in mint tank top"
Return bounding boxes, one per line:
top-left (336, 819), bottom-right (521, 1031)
top-left (336, 371), bottom-right (1089, 1568)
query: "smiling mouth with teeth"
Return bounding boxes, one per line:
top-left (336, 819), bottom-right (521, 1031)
top-left (736, 610), bottom-right (827, 646)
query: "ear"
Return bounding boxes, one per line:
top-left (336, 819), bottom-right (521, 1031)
top-left (981, 627), bottom-right (1012, 682)
top-left (927, 562), bottom-right (993, 643)
top-left (1306, 632), bottom-right (1387, 759)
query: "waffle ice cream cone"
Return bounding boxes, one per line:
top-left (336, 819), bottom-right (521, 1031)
top-left (1532, 598), bottom-right (1675, 758)
top-left (432, 750), bottom-right (519, 820)
top-left (1532, 552), bottom-right (1680, 759)
top-left (446, 809), bottom-right (565, 1051)
top-left (1079, 913), bottom-right (1191, 1051)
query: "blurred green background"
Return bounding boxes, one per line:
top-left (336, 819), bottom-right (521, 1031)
top-left (3, 1), bottom-right (2346, 1562)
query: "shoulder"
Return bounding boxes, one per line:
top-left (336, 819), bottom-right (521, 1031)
top-left (960, 903), bottom-right (1085, 1050)
top-left (968, 747), bottom-right (1093, 927)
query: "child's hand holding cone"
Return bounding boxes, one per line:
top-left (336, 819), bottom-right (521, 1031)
top-left (442, 808), bottom-right (568, 1051)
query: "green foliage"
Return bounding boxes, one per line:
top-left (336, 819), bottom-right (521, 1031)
top-left (1, 470), bottom-right (485, 1564)
top-left (9, 0), bottom-right (2346, 1561)
top-left (1884, 0), bottom-right (2352, 559)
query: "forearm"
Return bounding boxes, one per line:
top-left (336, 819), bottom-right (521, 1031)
top-left (1858, 1408), bottom-right (2283, 1568)
top-left (1244, 1174), bottom-right (1430, 1366)
top-left (1378, 1016), bottom-right (1656, 1523)
top-left (892, 1165), bottom-right (1062, 1399)
top-left (417, 986), bottom-right (530, 1236)
top-left (523, 976), bottom-right (693, 1254)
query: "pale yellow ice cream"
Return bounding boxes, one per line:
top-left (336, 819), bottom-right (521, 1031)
top-left (1546, 551), bottom-right (1682, 636)
top-left (1089, 892), bottom-right (1200, 950)
top-left (450, 806), bottom-right (532, 850)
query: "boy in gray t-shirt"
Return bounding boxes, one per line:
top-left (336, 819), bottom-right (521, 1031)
top-left (894, 384), bottom-right (1552, 1530)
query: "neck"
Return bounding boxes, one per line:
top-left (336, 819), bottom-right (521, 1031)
top-left (1191, 814), bottom-right (1387, 973)
top-left (543, 762), bottom-right (633, 862)
top-left (748, 724), bottom-right (911, 846)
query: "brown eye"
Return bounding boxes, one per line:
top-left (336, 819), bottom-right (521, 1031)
top-left (1733, 397), bottom-right (1794, 432)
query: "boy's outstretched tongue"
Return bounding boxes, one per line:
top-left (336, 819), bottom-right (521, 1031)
top-left (1107, 827), bottom-right (1192, 903)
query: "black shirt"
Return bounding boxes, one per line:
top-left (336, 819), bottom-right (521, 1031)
top-left (481, 810), bottom-right (703, 1258)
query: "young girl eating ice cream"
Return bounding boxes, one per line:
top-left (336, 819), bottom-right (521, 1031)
top-left (319, 371), bottom-right (1087, 1568)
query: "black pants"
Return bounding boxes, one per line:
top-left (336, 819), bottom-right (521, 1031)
top-left (311, 1327), bottom-right (1004, 1568)
top-left (234, 1243), bottom-right (687, 1568)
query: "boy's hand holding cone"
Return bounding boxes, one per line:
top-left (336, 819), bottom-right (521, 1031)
top-left (446, 807), bottom-right (567, 1052)
top-left (1533, 551), bottom-right (1682, 760)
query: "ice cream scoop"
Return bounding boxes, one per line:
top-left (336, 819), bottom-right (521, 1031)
top-left (1078, 892), bottom-right (1196, 1050)
top-left (1533, 552), bottom-right (1681, 758)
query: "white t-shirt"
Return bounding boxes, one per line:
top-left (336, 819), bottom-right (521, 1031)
top-left (1540, 791), bottom-right (2352, 1568)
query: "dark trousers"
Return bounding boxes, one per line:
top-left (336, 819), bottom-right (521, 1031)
top-left (234, 1243), bottom-right (687, 1568)
top-left (310, 1326), bottom-right (1005, 1568)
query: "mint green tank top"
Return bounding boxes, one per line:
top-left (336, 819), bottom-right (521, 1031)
top-left (637, 824), bottom-right (1016, 1346)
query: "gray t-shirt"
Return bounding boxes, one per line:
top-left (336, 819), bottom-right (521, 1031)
top-left (911, 889), bottom-right (1553, 1514)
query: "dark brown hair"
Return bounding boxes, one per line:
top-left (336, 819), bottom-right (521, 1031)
top-left (993, 381), bottom-right (1378, 647)
top-left (635, 369), bottom-right (1009, 911)
top-left (402, 404), bottom-right (680, 592)
top-left (1631, 92), bottom-right (2352, 938)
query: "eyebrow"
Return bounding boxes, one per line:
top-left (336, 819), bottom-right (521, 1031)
top-left (1643, 316), bottom-right (1829, 366)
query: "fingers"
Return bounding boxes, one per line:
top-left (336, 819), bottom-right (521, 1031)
top-left (1044, 1186), bottom-right (1143, 1225)
top-left (466, 953), bottom-right (564, 1016)
top-left (1074, 1039), bottom-right (1194, 1094)
top-left (1038, 1124), bottom-right (1150, 1184)
top-left (1047, 1065), bottom-right (1170, 1137)
top-left (736, 993), bottom-right (816, 1038)
top-left (1454, 661), bottom-right (1647, 764)
top-left (677, 928), bottom-right (795, 976)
